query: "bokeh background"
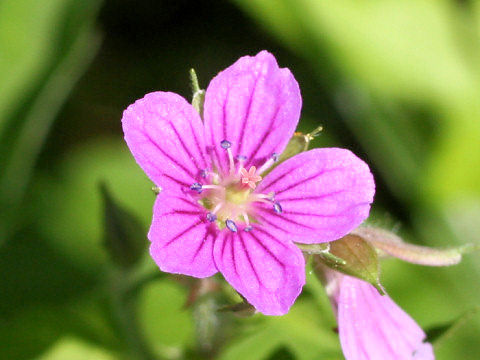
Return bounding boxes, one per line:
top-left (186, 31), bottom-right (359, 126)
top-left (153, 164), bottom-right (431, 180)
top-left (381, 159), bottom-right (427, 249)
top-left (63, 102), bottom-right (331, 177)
top-left (1, 0), bottom-right (479, 359)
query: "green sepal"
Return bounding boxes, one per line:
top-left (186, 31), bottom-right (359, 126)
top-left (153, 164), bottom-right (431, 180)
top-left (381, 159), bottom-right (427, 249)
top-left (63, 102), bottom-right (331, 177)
top-left (190, 68), bottom-right (205, 119)
top-left (296, 242), bottom-right (346, 265)
top-left (218, 299), bottom-right (257, 318)
top-left (264, 126), bottom-right (323, 176)
top-left (280, 126), bottom-right (323, 162)
top-left (315, 234), bottom-right (384, 294)
top-left (100, 182), bottom-right (147, 269)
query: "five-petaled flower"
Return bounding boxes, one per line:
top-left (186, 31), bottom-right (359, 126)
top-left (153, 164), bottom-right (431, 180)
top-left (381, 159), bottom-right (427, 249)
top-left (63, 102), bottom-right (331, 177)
top-left (122, 51), bottom-right (375, 315)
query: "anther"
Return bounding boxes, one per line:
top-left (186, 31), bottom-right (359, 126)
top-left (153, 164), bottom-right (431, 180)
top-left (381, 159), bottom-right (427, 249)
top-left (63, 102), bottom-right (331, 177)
top-left (225, 219), bottom-right (238, 233)
top-left (273, 202), bottom-right (283, 214)
top-left (220, 140), bottom-right (235, 175)
top-left (220, 140), bottom-right (231, 149)
top-left (199, 169), bottom-right (207, 178)
top-left (206, 213), bottom-right (217, 222)
top-left (256, 153), bottom-right (280, 175)
top-left (244, 226), bottom-right (252, 232)
top-left (190, 182), bottom-right (203, 193)
top-left (236, 155), bottom-right (247, 161)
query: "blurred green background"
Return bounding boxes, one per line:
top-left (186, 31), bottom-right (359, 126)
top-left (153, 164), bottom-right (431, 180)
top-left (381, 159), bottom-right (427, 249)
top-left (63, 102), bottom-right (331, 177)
top-left (1, 0), bottom-right (479, 359)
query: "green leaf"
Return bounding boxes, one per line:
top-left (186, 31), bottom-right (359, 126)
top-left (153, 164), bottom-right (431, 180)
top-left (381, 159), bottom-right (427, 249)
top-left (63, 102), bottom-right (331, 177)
top-left (219, 299), bottom-right (340, 360)
top-left (100, 182), bottom-right (147, 269)
top-left (137, 279), bottom-right (194, 354)
top-left (35, 337), bottom-right (117, 360)
top-left (34, 139), bottom-right (154, 271)
top-left (316, 234), bottom-right (383, 293)
top-left (0, 0), bottom-right (103, 242)
top-left (426, 306), bottom-right (480, 347)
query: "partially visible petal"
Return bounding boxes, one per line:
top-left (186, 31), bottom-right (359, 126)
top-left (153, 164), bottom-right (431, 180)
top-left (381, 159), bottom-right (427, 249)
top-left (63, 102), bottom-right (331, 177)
top-left (122, 92), bottom-right (209, 193)
top-left (149, 192), bottom-right (217, 278)
top-left (204, 51), bottom-right (301, 174)
top-left (335, 275), bottom-right (434, 360)
top-left (255, 148), bottom-right (375, 243)
top-left (213, 227), bottom-right (305, 315)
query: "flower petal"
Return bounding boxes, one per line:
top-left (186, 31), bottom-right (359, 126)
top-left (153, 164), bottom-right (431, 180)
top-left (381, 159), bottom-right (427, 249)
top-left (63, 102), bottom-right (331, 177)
top-left (204, 51), bottom-right (301, 174)
top-left (149, 192), bottom-right (217, 278)
top-left (255, 148), bottom-right (375, 243)
top-left (337, 276), bottom-right (434, 360)
top-left (122, 91), bottom-right (209, 193)
top-left (213, 227), bottom-right (305, 315)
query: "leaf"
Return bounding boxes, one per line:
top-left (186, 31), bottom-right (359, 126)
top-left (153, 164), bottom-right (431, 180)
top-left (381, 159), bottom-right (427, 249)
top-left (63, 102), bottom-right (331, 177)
top-left (352, 226), bottom-right (474, 266)
top-left (137, 279), bottom-right (194, 353)
top-left (315, 234), bottom-right (383, 293)
top-left (426, 306), bottom-right (480, 347)
top-left (219, 299), bottom-right (340, 360)
top-left (35, 337), bottom-right (117, 360)
top-left (0, 0), bottom-right (103, 243)
top-left (100, 182), bottom-right (147, 268)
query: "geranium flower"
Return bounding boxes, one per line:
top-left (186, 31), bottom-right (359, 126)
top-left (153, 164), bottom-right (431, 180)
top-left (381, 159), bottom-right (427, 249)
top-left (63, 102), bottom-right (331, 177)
top-left (324, 270), bottom-right (434, 360)
top-left (122, 51), bottom-right (375, 315)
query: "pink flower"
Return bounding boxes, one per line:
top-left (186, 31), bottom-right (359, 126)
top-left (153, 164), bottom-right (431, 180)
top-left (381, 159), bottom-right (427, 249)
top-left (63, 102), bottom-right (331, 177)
top-left (325, 270), bottom-right (434, 360)
top-left (121, 51), bottom-right (375, 315)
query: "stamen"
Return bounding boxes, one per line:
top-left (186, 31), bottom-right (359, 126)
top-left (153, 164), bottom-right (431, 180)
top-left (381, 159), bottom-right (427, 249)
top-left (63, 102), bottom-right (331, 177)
top-left (225, 219), bottom-right (238, 233)
top-left (236, 155), bottom-right (247, 174)
top-left (202, 170), bottom-right (220, 183)
top-left (220, 140), bottom-right (235, 175)
top-left (256, 153), bottom-right (280, 175)
top-left (206, 213), bottom-right (217, 222)
top-left (201, 184), bottom-right (225, 191)
top-left (244, 226), bottom-right (252, 232)
top-left (190, 182), bottom-right (203, 193)
top-left (273, 202), bottom-right (283, 214)
top-left (212, 202), bottom-right (223, 215)
top-left (242, 212), bottom-right (250, 227)
top-left (250, 192), bottom-right (275, 203)
top-left (220, 140), bottom-right (231, 149)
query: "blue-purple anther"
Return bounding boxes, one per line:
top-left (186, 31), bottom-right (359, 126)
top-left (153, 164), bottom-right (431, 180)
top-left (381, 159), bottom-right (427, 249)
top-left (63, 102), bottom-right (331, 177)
top-left (244, 226), bottom-right (252, 232)
top-left (236, 155), bottom-right (247, 161)
top-left (220, 140), bottom-right (231, 149)
top-left (206, 212), bottom-right (217, 222)
top-left (225, 219), bottom-right (238, 232)
top-left (190, 182), bottom-right (203, 193)
top-left (273, 202), bottom-right (283, 214)
top-left (271, 153), bottom-right (279, 162)
top-left (199, 169), bottom-right (207, 178)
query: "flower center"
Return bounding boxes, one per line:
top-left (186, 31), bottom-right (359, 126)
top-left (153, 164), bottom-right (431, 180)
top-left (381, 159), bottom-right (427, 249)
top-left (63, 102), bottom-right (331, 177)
top-left (190, 140), bottom-right (282, 232)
